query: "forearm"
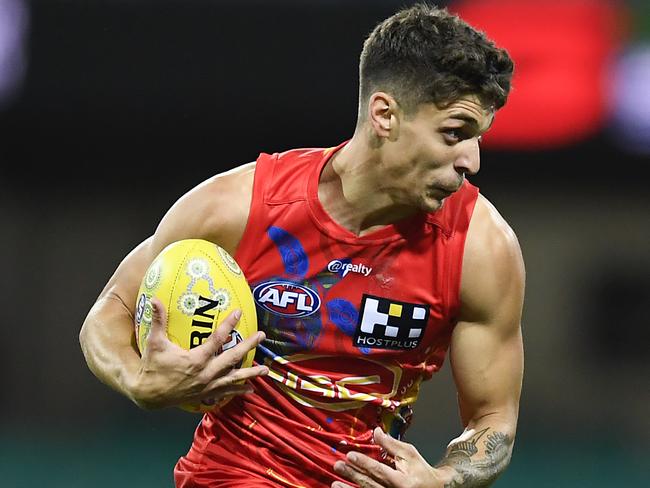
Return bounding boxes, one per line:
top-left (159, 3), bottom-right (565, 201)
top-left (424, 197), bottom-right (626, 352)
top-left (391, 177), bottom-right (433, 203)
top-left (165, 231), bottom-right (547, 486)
top-left (79, 295), bottom-right (142, 403)
top-left (434, 419), bottom-right (514, 487)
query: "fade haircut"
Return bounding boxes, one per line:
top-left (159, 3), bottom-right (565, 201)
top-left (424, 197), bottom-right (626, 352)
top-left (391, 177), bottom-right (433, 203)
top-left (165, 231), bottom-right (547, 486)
top-left (358, 2), bottom-right (514, 120)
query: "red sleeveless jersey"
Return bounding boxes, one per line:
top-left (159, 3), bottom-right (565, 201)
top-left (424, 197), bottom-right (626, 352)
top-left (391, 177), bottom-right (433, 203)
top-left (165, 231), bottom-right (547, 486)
top-left (174, 141), bottom-right (479, 487)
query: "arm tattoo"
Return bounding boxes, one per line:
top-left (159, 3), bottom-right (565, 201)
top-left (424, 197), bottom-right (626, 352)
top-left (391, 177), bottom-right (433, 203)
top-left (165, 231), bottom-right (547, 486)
top-left (435, 428), bottom-right (513, 487)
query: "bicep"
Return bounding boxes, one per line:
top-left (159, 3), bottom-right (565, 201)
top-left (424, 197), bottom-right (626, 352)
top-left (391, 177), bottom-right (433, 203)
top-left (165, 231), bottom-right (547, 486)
top-left (450, 316), bottom-right (523, 429)
top-left (450, 195), bottom-right (525, 430)
top-left (100, 162), bottom-right (255, 311)
top-left (97, 236), bottom-right (157, 315)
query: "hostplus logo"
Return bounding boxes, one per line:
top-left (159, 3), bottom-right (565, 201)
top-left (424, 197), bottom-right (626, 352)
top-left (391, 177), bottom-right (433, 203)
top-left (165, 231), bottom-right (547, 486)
top-left (354, 294), bottom-right (430, 350)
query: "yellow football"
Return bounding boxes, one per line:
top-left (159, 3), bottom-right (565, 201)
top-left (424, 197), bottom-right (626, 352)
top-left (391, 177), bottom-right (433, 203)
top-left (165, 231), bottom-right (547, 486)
top-left (134, 238), bottom-right (257, 413)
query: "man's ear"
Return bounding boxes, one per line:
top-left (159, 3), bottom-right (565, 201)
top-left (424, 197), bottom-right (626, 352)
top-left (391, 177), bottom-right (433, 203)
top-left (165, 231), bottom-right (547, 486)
top-left (367, 92), bottom-right (400, 139)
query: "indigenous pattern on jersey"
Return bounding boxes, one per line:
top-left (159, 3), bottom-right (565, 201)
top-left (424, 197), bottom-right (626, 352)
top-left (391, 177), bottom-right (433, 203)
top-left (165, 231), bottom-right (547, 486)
top-left (174, 141), bottom-right (479, 487)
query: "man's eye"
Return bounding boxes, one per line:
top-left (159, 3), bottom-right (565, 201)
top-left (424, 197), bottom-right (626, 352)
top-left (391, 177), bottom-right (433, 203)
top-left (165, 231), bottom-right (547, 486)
top-left (443, 129), bottom-right (482, 144)
top-left (443, 129), bottom-right (463, 142)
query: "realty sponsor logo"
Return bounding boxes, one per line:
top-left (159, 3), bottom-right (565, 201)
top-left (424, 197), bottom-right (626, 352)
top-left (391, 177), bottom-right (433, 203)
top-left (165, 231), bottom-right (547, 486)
top-left (327, 259), bottom-right (373, 277)
top-left (354, 294), bottom-right (430, 350)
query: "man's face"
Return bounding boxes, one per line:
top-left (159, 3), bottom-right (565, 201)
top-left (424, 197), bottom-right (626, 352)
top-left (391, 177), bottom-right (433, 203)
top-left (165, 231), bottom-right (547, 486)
top-left (378, 95), bottom-right (494, 212)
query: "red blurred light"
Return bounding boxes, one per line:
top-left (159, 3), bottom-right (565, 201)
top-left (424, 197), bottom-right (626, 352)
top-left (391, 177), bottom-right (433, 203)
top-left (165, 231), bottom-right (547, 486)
top-left (450, 0), bottom-right (629, 149)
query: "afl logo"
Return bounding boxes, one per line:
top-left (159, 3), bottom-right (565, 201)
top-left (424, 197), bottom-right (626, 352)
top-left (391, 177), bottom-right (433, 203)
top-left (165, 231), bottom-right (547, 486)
top-left (253, 281), bottom-right (321, 318)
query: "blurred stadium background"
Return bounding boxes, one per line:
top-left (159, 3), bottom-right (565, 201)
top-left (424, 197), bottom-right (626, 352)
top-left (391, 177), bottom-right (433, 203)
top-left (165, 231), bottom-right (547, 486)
top-left (0, 0), bottom-right (648, 486)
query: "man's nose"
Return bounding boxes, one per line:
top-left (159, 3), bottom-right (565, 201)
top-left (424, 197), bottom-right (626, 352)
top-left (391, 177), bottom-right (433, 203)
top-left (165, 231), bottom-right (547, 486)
top-left (453, 139), bottom-right (481, 176)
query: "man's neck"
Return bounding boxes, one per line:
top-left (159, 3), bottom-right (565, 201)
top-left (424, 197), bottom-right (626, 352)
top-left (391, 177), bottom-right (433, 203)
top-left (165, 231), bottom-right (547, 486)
top-left (317, 135), bottom-right (417, 237)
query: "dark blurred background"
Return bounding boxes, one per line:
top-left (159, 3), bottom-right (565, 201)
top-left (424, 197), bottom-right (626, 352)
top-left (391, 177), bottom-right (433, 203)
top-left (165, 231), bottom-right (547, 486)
top-left (1, 0), bottom-right (648, 486)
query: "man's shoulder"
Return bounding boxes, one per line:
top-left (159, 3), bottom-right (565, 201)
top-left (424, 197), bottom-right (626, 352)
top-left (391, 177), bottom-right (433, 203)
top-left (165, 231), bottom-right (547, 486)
top-left (457, 191), bottom-right (525, 331)
top-left (461, 193), bottom-right (525, 316)
top-left (187, 161), bottom-right (256, 208)
top-left (470, 193), bottom-right (519, 250)
top-left (159, 162), bottom-right (256, 254)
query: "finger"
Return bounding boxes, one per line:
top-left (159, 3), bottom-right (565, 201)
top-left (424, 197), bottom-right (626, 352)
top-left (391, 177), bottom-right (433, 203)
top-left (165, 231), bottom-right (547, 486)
top-left (204, 329), bottom-right (266, 374)
top-left (343, 451), bottom-right (401, 486)
top-left (190, 383), bottom-right (255, 405)
top-left (333, 460), bottom-right (384, 488)
top-left (373, 427), bottom-right (414, 461)
top-left (331, 479), bottom-right (355, 488)
top-left (203, 363), bottom-right (269, 392)
top-left (196, 309), bottom-right (241, 359)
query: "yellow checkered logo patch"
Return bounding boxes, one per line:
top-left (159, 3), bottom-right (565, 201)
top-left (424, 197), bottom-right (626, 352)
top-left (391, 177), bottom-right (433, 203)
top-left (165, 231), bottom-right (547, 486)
top-left (354, 294), bottom-right (430, 350)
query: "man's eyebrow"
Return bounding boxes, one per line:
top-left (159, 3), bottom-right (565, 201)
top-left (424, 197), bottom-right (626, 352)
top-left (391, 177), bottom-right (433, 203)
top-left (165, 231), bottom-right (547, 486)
top-left (447, 113), bottom-right (479, 128)
top-left (448, 112), bottom-right (495, 133)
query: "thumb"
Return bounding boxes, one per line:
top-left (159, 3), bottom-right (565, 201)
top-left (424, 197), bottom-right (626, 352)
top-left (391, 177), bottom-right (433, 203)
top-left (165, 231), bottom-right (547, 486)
top-left (148, 296), bottom-right (169, 342)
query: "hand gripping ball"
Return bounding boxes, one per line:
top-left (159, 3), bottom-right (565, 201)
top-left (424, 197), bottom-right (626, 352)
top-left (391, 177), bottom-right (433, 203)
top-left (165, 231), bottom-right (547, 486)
top-left (134, 239), bottom-right (258, 412)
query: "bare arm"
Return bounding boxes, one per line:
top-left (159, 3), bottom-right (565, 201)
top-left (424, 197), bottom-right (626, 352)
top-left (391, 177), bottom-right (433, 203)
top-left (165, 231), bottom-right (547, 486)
top-left (331, 194), bottom-right (525, 488)
top-left (435, 193), bottom-right (525, 486)
top-left (79, 162), bottom-right (270, 409)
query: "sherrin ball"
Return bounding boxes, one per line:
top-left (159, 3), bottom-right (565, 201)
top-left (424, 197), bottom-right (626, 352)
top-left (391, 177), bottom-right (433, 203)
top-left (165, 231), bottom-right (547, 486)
top-left (134, 238), bottom-right (258, 412)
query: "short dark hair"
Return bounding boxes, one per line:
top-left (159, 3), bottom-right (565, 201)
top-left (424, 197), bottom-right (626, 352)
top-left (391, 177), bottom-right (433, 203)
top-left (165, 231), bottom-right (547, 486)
top-left (358, 2), bottom-right (514, 118)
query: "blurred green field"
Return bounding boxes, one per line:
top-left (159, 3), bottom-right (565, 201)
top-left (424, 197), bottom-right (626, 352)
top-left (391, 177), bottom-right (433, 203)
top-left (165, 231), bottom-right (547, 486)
top-left (1, 423), bottom-right (647, 487)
